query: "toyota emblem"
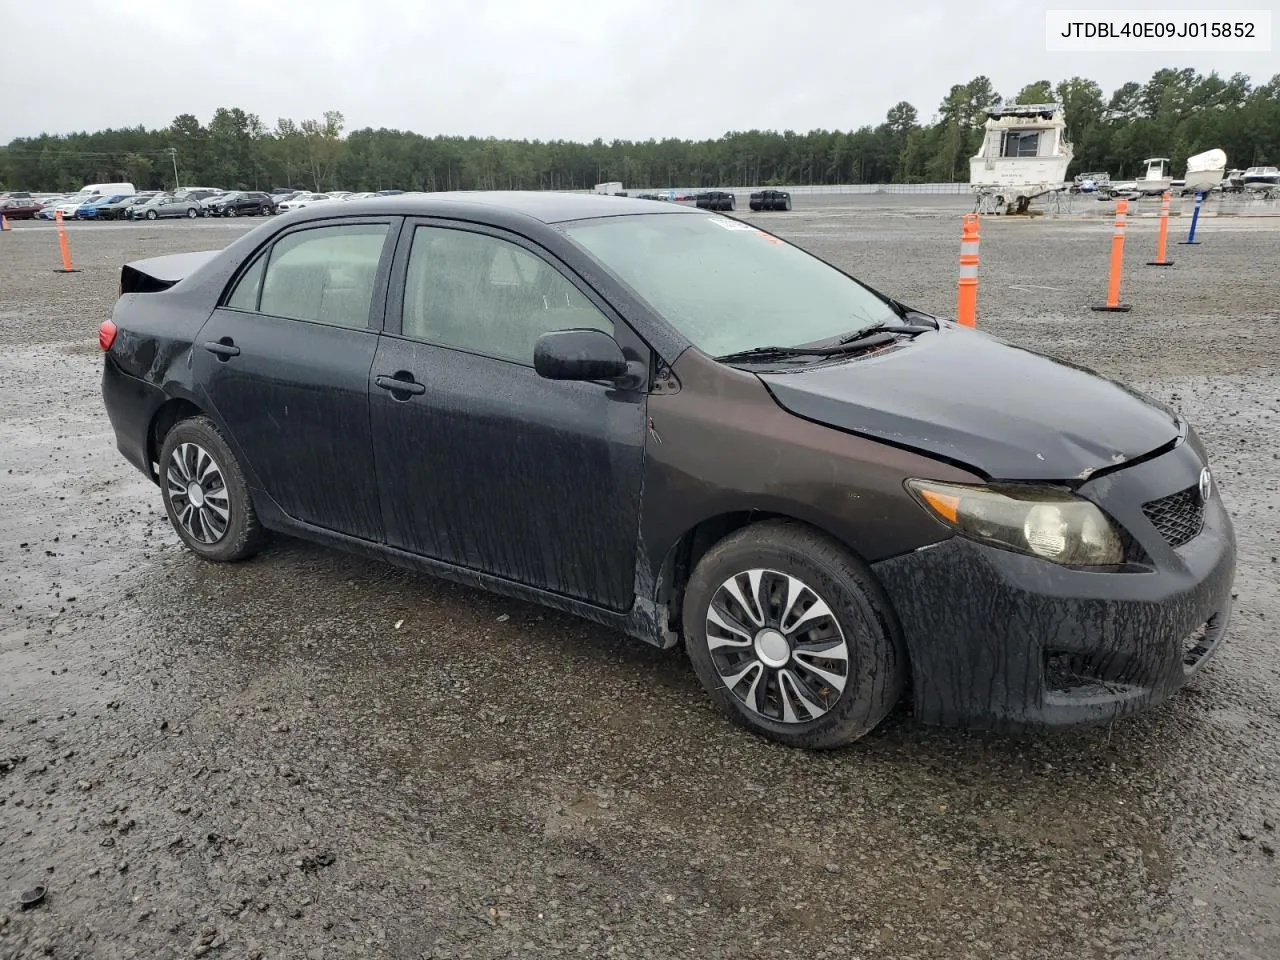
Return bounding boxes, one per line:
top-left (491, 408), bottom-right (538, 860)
top-left (1198, 467), bottom-right (1213, 503)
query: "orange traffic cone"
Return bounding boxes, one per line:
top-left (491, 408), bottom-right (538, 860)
top-left (1, 212), bottom-right (10, 231)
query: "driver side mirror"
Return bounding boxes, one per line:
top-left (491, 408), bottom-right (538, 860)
top-left (534, 328), bottom-right (629, 382)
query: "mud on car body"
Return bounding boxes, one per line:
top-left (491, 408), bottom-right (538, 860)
top-left (98, 192), bottom-right (1235, 749)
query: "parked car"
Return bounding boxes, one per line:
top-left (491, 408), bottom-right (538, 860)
top-left (176, 188), bottom-right (224, 202)
top-left (0, 198), bottom-right (47, 219)
top-left (275, 193), bottom-right (331, 212)
top-left (35, 200), bottom-right (67, 220)
top-left (695, 191), bottom-right (736, 212)
top-left (374, 189), bottom-right (404, 196)
top-left (93, 194), bottom-right (155, 221)
top-left (749, 189), bottom-right (792, 212)
top-left (53, 196), bottom-right (96, 219)
top-left (207, 191), bottom-right (276, 217)
top-left (127, 194), bottom-right (203, 220)
top-left (76, 194), bottom-right (132, 220)
top-left (98, 192), bottom-right (1235, 749)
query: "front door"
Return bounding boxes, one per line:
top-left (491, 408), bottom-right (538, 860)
top-left (369, 221), bottom-right (648, 611)
top-left (193, 219), bottom-right (396, 541)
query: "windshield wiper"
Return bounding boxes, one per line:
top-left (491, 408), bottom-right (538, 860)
top-left (884, 297), bottom-right (941, 328)
top-left (834, 321), bottom-right (935, 344)
top-left (716, 330), bottom-right (901, 364)
top-left (716, 317), bottom-right (938, 365)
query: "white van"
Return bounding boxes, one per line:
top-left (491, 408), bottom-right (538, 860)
top-left (83, 182), bottom-right (136, 197)
top-left (60, 182), bottom-right (136, 207)
top-left (51, 182), bottom-right (137, 219)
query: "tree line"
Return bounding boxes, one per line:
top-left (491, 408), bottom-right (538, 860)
top-left (2, 68), bottom-right (1277, 194)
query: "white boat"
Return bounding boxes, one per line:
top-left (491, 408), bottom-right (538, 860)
top-left (1183, 149), bottom-right (1227, 194)
top-left (1242, 165), bottom-right (1280, 189)
top-left (969, 103), bottom-right (1073, 210)
top-left (1110, 158), bottom-right (1173, 197)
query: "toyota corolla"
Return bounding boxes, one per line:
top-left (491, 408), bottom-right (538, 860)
top-left (99, 193), bottom-right (1235, 748)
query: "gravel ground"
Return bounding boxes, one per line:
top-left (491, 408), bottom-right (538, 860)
top-left (2, 199), bottom-right (1278, 960)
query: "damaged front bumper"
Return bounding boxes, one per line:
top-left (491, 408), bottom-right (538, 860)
top-left (872, 438), bottom-right (1236, 731)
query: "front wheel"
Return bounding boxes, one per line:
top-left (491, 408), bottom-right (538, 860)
top-left (159, 416), bottom-right (266, 563)
top-left (682, 521), bottom-right (905, 749)
top-left (226, 206), bottom-right (237, 217)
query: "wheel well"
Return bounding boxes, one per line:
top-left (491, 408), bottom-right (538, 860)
top-left (657, 511), bottom-right (873, 635)
top-left (147, 398), bottom-right (203, 478)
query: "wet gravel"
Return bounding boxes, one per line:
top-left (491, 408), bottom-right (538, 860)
top-left (2, 199), bottom-right (1279, 959)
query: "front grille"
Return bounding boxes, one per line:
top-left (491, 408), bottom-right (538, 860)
top-left (1142, 485), bottom-right (1205, 548)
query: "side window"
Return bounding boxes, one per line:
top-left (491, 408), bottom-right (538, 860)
top-left (401, 226), bottom-right (611, 364)
top-left (252, 223), bottom-right (388, 329)
top-left (225, 253), bottom-right (266, 311)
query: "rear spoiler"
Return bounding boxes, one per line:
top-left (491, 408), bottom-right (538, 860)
top-left (119, 250), bottom-right (221, 294)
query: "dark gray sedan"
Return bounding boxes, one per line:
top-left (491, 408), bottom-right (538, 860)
top-left (127, 194), bottom-right (202, 220)
top-left (97, 192), bottom-right (1235, 748)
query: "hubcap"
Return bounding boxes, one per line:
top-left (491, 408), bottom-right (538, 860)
top-left (705, 568), bottom-right (850, 724)
top-left (754, 629), bottom-right (790, 668)
top-left (166, 442), bottom-right (230, 544)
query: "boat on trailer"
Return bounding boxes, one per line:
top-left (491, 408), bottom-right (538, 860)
top-left (1108, 158), bottom-right (1174, 198)
top-left (1183, 149), bottom-right (1227, 195)
top-left (1242, 166), bottom-right (1280, 188)
top-left (969, 103), bottom-right (1073, 214)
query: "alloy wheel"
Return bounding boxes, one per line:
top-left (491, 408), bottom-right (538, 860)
top-left (705, 568), bottom-right (850, 724)
top-left (165, 442), bottom-right (230, 544)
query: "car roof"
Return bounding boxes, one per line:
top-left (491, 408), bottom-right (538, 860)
top-left (284, 190), bottom-right (701, 226)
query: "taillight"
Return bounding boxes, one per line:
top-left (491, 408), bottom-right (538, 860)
top-left (99, 319), bottom-right (117, 351)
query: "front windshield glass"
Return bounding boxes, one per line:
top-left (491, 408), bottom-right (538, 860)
top-left (563, 213), bottom-right (896, 357)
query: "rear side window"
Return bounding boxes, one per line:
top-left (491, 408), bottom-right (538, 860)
top-left (226, 223), bottom-right (388, 329)
top-left (226, 254), bottom-right (266, 311)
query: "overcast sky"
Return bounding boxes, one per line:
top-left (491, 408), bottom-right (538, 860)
top-left (0, 0), bottom-right (1275, 142)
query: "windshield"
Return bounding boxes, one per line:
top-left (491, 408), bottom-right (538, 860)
top-left (562, 213), bottom-right (896, 356)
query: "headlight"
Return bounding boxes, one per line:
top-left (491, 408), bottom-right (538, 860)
top-left (906, 480), bottom-right (1125, 566)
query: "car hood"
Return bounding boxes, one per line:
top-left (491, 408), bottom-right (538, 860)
top-left (756, 325), bottom-right (1182, 482)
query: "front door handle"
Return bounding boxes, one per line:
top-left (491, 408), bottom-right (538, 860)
top-left (203, 340), bottom-right (240, 358)
top-left (375, 374), bottom-right (426, 396)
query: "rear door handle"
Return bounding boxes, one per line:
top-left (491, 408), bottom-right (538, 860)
top-left (375, 374), bottom-right (426, 396)
top-left (203, 340), bottom-right (240, 358)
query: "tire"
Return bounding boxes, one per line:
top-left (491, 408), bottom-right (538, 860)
top-left (749, 201), bottom-right (762, 212)
top-left (682, 521), bottom-right (905, 749)
top-left (146, 209), bottom-right (158, 220)
top-left (187, 207), bottom-right (198, 218)
top-left (226, 206), bottom-right (237, 217)
top-left (159, 416), bottom-right (266, 563)
top-left (726, 195), bottom-right (735, 211)
top-left (783, 197), bottom-right (792, 211)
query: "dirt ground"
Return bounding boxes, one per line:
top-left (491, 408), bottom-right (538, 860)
top-left (2, 198), bottom-right (1278, 960)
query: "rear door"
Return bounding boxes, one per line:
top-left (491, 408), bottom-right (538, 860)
top-left (368, 219), bottom-right (649, 610)
top-left (192, 217), bottom-right (398, 541)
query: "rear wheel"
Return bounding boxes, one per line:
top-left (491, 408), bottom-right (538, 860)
top-left (159, 416), bottom-right (265, 563)
top-left (682, 521), bottom-right (905, 749)
top-left (187, 207), bottom-right (198, 218)
top-left (145, 209), bottom-right (158, 220)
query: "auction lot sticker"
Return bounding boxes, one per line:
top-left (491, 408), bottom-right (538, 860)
top-left (1046, 9), bottom-right (1272, 51)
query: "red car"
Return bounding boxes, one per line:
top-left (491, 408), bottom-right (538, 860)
top-left (0, 199), bottom-right (47, 220)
